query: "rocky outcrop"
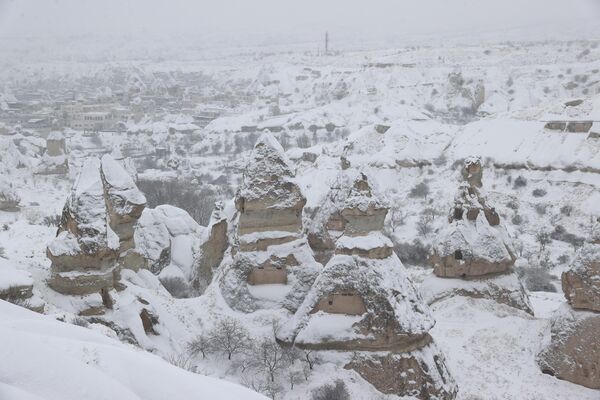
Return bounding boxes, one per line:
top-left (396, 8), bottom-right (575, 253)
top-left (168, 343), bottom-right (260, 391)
top-left (421, 272), bottom-right (533, 315)
top-left (346, 344), bottom-right (457, 400)
top-left (235, 132), bottom-right (305, 240)
top-left (538, 305), bottom-right (600, 389)
top-left (220, 133), bottom-right (320, 312)
top-left (100, 155), bottom-right (146, 253)
top-left (193, 202), bottom-right (228, 294)
top-left (134, 208), bottom-right (171, 274)
top-left (538, 244), bottom-right (600, 389)
top-left (428, 157), bottom-right (531, 314)
top-left (134, 205), bottom-right (204, 298)
top-left (308, 172), bottom-right (389, 264)
top-left (431, 158), bottom-right (514, 277)
top-left (37, 131), bottom-right (68, 174)
top-left (47, 155), bottom-right (146, 297)
top-left (562, 244), bottom-right (600, 312)
top-left (279, 170), bottom-right (457, 399)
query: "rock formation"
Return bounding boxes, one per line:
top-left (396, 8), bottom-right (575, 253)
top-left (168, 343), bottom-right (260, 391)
top-left (220, 132), bottom-right (320, 313)
top-left (47, 155), bottom-right (146, 298)
top-left (234, 132), bottom-right (306, 246)
top-left (134, 204), bottom-right (204, 298)
top-left (193, 202), bottom-right (228, 294)
top-left (307, 172), bottom-right (389, 264)
top-left (561, 245), bottom-right (600, 312)
top-left (538, 244), bottom-right (600, 389)
top-left (425, 157), bottom-right (532, 314)
top-left (38, 131), bottom-right (68, 174)
top-left (279, 171), bottom-right (457, 399)
top-left (101, 155), bottom-right (146, 253)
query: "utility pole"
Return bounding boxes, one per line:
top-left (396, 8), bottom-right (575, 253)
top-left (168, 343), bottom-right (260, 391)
top-left (325, 31), bottom-right (329, 55)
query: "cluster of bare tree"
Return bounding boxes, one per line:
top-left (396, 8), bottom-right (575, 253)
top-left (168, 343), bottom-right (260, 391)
top-left (186, 318), bottom-right (321, 399)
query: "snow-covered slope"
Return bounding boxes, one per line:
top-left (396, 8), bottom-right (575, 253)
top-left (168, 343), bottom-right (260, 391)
top-left (0, 300), bottom-right (267, 400)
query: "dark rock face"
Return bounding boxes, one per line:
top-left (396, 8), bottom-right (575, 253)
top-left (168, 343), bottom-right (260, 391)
top-left (194, 207), bottom-right (229, 294)
top-left (345, 345), bottom-right (458, 400)
top-left (562, 245), bottom-right (600, 312)
top-left (538, 245), bottom-right (600, 389)
top-left (538, 306), bottom-right (600, 390)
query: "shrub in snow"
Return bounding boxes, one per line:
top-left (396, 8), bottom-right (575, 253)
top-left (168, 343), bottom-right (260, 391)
top-left (394, 240), bottom-right (430, 266)
top-left (513, 176), bottom-right (527, 188)
top-left (409, 182), bottom-right (430, 198)
top-left (416, 214), bottom-right (434, 236)
top-left (534, 203), bottom-right (547, 216)
top-left (557, 254), bottom-right (570, 265)
top-left (560, 204), bottom-right (573, 216)
top-left (511, 214), bottom-right (523, 225)
top-left (532, 188), bottom-right (547, 197)
top-left (0, 189), bottom-right (20, 211)
top-left (71, 317), bottom-right (90, 327)
top-left (506, 199), bottom-right (519, 210)
top-left (160, 276), bottom-right (191, 298)
top-left (166, 352), bottom-right (195, 372)
top-left (536, 231), bottom-right (552, 252)
top-left (42, 215), bottom-right (61, 227)
top-left (311, 380), bottom-right (349, 400)
top-left (518, 267), bottom-right (557, 292)
top-left (551, 225), bottom-right (584, 249)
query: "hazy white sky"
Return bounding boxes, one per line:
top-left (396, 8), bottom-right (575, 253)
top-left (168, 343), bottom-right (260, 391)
top-left (1, 0), bottom-right (599, 46)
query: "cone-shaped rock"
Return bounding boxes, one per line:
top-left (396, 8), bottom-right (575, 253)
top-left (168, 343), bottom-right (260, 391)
top-left (235, 132), bottom-right (306, 243)
top-left (47, 155), bottom-right (146, 296)
top-left (425, 157), bottom-right (532, 314)
top-left (220, 133), bottom-right (320, 313)
top-left (279, 171), bottom-right (457, 400)
top-left (48, 157), bottom-right (119, 295)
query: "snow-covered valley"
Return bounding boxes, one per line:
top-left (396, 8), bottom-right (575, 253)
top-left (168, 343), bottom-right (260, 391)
top-left (1, 18), bottom-right (600, 400)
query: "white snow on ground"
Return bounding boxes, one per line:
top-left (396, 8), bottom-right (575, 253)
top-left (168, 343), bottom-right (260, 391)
top-left (0, 300), bottom-right (267, 400)
top-left (0, 260), bottom-right (33, 290)
top-left (1, 39), bottom-right (600, 399)
top-left (429, 295), bottom-right (599, 400)
top-left (294, 312), bottom-right (366, 344)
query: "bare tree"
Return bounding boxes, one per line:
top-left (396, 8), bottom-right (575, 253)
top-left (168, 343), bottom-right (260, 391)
top-left (301, 349), bottom-right (319, 371)
top-left (187, 333), bottom-right (212, 359)
top-left (250, 339), bottom-right (286, 383)
top-left (536, 231), bottom-right (551, 253)
top-left (166, 352), bottom-right (195, 372)
top-left (389, 208), bottom-right (407, 231)
top-left (416, 214), bottom-right (433, 236)
top-left (311, 380), bottom-right (349, 400)
top-left (209, 318), bottom-right (251, 360)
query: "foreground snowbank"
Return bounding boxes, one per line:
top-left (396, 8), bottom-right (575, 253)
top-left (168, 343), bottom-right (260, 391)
top-left (0, 300), bottom-right (266, 400)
